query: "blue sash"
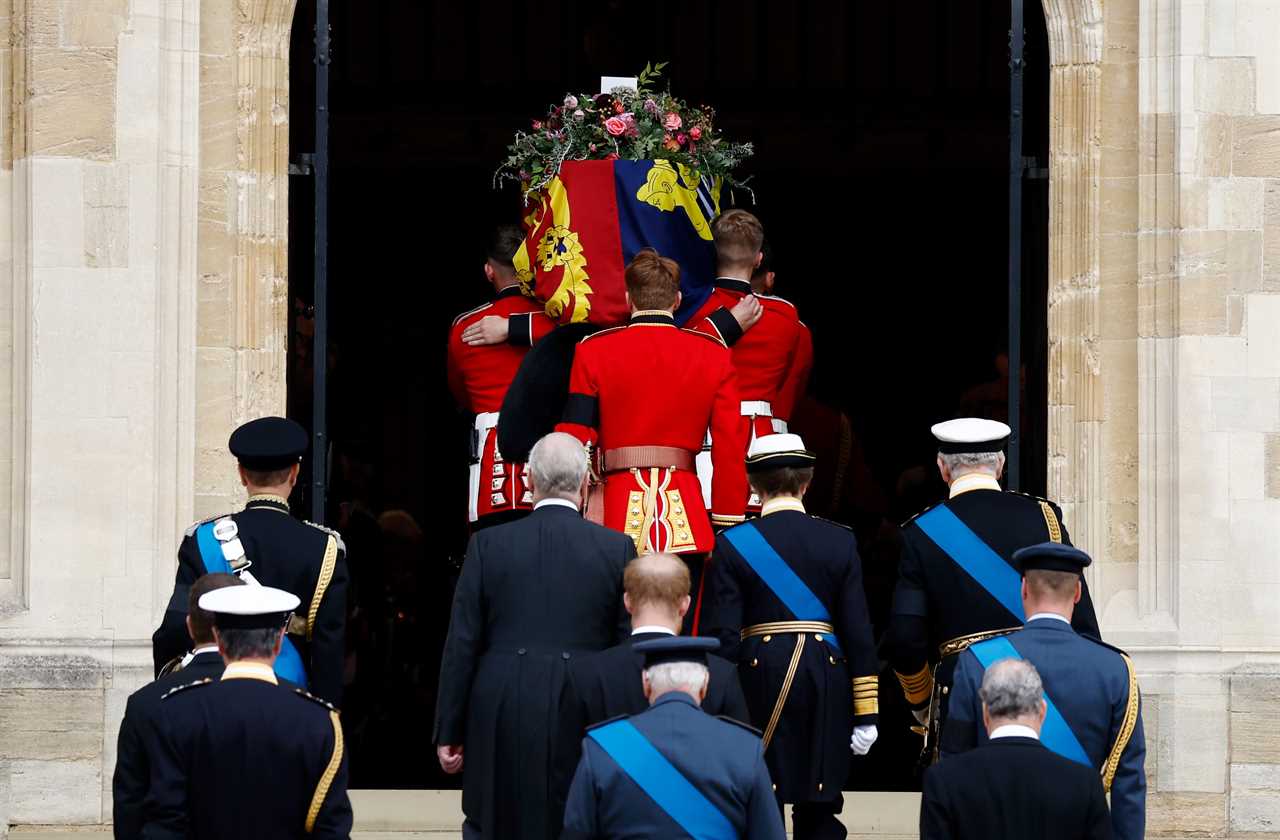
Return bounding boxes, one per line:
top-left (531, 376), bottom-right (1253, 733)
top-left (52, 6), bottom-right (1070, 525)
top-left (722, 523), bottom-right (842, 654)
top-left (588, 720), bottom-right (737, 840)
top-left (970, 636), bottom-right (1091, 767)
top-left (914, 506), bottom-right (1024, 622)
top-left (194, 522), bottom-right (309, 689)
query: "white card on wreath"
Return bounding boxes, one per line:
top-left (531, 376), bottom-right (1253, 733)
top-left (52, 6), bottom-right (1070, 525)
top-left (600, 76), bottom-right (638, 93)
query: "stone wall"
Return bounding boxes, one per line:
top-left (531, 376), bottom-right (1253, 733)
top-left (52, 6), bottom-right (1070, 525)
top-left (1045, 0), bottom-right (1280, 835)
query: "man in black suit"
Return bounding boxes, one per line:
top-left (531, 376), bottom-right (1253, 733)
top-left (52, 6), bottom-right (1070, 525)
top-left (920, 658), bottom-right (1111, 840)
top-left (557, 553), bottom-right (749, 803)
top-left (114, 573), bottom-right (242, 839)
top-left (434, 432), bottom-right (635, 840)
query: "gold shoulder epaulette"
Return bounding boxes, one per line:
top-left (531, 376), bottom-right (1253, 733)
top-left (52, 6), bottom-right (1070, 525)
top-left (680, 327), bottom-right (727, 348)
top-left (183, 514), bottom-right (226, 538)
top-left (293, 687), bottom-right (339, 713)
top-left (578, 325), bottom-right (626, 344)
top-left (161, 677), bottom-right (214, 700)
top-left (304, 520), bottom-right (346, 554)
top-left (451, 301), bottom-right (492, 327)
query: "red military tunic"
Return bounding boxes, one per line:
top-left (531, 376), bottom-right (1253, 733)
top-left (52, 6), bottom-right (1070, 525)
top-left (556, 310), bottom-right (748, 553)
top-left (773, 319), bottom-right (813, 428)
top-left (447, 286), bottom-right (554, 522)
top-left (686, 278), bottom-right (810, 508)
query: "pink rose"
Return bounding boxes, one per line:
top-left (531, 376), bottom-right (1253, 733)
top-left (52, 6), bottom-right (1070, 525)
top-left (604, 116), bottom-right (627, 136)
top-left (564, 94), bottom-right (579, 109)
top-left (531, 119), bottom-right (543, 130)
top-left (589, 143), bottom-right (597, 152)
top-left (663, 112), bottom-right (682, 131)
top-left (573, 109), bottom-right (585, 120)
top-left (676, 132), bottom-right (688, 146)
top-left (689, 125), bottom-right (703, 141)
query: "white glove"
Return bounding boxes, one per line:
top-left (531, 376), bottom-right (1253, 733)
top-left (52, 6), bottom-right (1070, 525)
top-left (849, 724), bottom-right (878, 755)
top-left (912, 707), bottom-right (930, 727)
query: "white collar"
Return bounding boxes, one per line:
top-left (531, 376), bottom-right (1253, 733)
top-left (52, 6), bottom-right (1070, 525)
top-left (1027, 612), bottom-right (1071, 625)
top-left (534, 498), bottom-right (579, 512)
top-left (220, 661), bottom-right (278, 685)
top-left (631, 626), bottom-right (676, 637)
top-left (989, 724), bottom-right (1039, 741)
top-left (191, 644), bottom-right (220, 657)
top-left (949, 473), bottom-right (1002, 498)
top-left (761, 497), bottom-right (806, 517)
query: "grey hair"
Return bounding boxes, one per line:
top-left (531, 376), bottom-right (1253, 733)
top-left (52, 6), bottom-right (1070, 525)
top-left (979, 658), bottom-right (1044, 719)
top-left (939, 451), bottom-right (1005, 474)
top-left (528, 432), bottom-right (589, 497)
top-left (644, 661), bottom-right (710, 697)
top-left (216, 627), bottom-right (282, 661)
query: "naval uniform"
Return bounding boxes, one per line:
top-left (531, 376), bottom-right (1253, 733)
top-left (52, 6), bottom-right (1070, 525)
top-left (562, 691), bottom-right (786, 840)
top-left (884, 475), bottom-right (1100, 755)
top-left (151, 495), bottom-right (348, 705)
top-left (942, 615), bottom-right (1145, 840)
top-left (143, 663), bottom-right (351, 840)
top-left (448, 285), bottom-right (555, 524)
top-left (113, 649), bottom-right (225, 840)
top-left (921, 730), bottom-right (1112, 840)
top-left (703, 497), bottom-right (879, 838)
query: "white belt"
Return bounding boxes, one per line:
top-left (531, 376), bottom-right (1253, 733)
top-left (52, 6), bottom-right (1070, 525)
top-left (740, 400), bottom-right (773, 417)
top-left (471, 411), bottom-right (501, 461)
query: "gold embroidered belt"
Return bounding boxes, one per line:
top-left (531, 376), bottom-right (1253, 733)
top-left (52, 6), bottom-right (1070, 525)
top-left (741, 621), bottom-right (838, 751)
top-left (601, 446), bottom-right (695, 473)
top-left (741, 620), bottom-right (836, 642)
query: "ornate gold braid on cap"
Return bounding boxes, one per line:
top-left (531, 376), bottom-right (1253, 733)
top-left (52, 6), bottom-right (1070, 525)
top-left (762, 634), bottom-right (806, 750)
top-left (938, 626), bottom-right (1022, 660)
top-left (1101, 653), bottom-right (1140, 792)
top-left (1039, 500), bottom-right (1062, 543)
top-left (305, 710), bottom-right (344, 833)
top-left (307, 536), bottom-right (339, 641)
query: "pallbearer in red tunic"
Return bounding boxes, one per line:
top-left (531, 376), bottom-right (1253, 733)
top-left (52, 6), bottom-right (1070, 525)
top-left (447, 225), bottom-right (555, 526)
top-left (557, 250), bottom-right (748, 631)
top-left (687, 215), bottom-right (810, 510)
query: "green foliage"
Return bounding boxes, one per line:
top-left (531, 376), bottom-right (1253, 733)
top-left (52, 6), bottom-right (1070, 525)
top-left (494, 63), bottom-right (753, 195)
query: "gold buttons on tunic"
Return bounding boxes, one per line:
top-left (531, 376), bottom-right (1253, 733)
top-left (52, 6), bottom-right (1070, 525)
top-left (817, 783), bottom-right (824, 792)
top-left (762, 635), bottom-right (772, 643)
top-left (772, 783), bottom-right (777, 792)
top-left (631, 507), bottom-right (640, 515)
top-left (751, 658), bottom-right (758, 667)
top-left (942, 686), bottom-right (950, 695)
top-left (814, 634), bottom-right (824, 642)
top-left (829, 656), bottom-right (836, 665)
top-left (630, 519), bottom-right (641, 527)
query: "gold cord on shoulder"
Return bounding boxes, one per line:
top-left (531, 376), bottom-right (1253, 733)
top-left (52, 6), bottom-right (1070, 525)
top-left (1039, 500), bottom-right (1062, 543)
top-left (305, 710), bottom-right (344, 833)
top-left (308, 535), bottom-right (339, 641)
top-left (1101, 654), bottom-right (1140, 792)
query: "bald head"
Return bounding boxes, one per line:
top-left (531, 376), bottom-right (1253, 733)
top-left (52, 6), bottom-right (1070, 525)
top-left (527, 432), bottom-right (589, 503)
top-left (624, 553), bottom-right (692, 632)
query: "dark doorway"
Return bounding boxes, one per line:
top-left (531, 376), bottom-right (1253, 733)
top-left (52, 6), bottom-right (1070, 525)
top-left (287, 0), bottom-right (1050, 790)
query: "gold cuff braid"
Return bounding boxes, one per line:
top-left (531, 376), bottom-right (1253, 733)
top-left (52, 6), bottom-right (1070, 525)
top-left (895, 665), bottom-right (933, 706)
top-left (853, 675), bottom-right (879, 716)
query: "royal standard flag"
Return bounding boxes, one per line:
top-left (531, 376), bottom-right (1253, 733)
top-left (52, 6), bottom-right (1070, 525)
top-left (514, 159), bottom-right (723, 327)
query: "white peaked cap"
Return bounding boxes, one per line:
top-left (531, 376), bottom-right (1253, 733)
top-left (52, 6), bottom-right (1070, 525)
top-left (198, 584), bottom-right (300, 629)
top-left (930, 418), bottom-right (1012, 454)
top-left (746, 433), bottom-right (816, 472)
